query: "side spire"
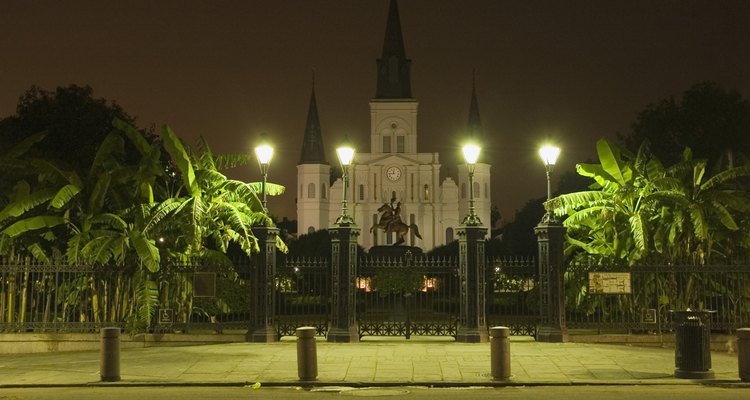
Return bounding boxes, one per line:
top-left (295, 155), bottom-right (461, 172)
top-left (299, 70), bottom-right (327, 165)
top-left (468, 69), bottom-right (482, 140)
top-left (375, 0), bottom-right (412, 99)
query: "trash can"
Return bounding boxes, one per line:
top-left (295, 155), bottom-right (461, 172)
top-left (670, 310), bottom-right (715, 379)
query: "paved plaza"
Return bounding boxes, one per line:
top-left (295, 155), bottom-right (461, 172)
top-left (0, 337), bottom-right (745, 387)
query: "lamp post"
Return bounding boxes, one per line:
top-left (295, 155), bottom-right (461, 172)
top-left (538, 145), bottom-right (560, 222)
top-left (456, 142), bottom-right (488, 343)
top-left (462, 143), bottom-right (482, 226)
top-left (535, 144), bottom-right (567, 342)
top-left (335, 143), bottom-right (355, 226)
top-left (254, 143), bottom-right (274, 212)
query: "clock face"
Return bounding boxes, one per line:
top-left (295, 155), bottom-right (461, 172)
top-left (386, 166), bottom-right (402, 181)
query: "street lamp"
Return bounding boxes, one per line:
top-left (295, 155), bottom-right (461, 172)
top-left (335, 141), bottom-right (355, 226)
top-left (254, 142), bottom-right (274, 212)
top-left (539, 145), bottom-right (560, 222)
top-left (462, 143), bottom-right (482, 226)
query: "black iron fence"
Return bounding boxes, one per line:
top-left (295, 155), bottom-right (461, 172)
top-left (357, 253), bottom-right (459, 338)
top-left (565, 261), bottom-right (750, 333)
top-left (3, 254), bottom-right (749, 337)
top-left (487, 256), bottom-right (538, 336)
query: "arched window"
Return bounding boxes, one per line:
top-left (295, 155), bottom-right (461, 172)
top-left (321, 183), bottom-right (327, 199)
top-left (308, 226), bottom-right (315, 234)
top-left (461, 183), bottom-right (466, 199)
top-left (473, 182), bottom-right (480, 198)
top-left (446, 228), bottom-right (454, 243)
top-left (382, 136), bottom-right (391, 153)
top-left (423, 184), bottom-right (429, 200)
top-left (359, 184), bottom-right (365, 201)
top-left (307, 182), bottom-right (316, 199)
top-left (391, 190), bottom-right (397, 201)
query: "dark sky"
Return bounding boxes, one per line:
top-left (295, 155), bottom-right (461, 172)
top-left (2, 0), bottom-right (749, 225)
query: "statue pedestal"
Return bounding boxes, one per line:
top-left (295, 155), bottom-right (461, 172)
top-left (368, 245), bottom-right (422, 258)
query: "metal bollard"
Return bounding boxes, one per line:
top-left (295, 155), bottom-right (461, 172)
top-left (100, 327), bottom-right (121, 382)
top-left (738, 328), bottom-right (750, 382)
top-left (490, 326), bottom-right (510, 380)
top-left (296, 327), bottom-right (318, 381)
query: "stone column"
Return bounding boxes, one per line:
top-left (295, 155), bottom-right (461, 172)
top-left (535, 221), bottom-right (568, 342)
top-left (456, 225), bottom-right (489, 343)
top-left (327, 224), bottom-right (360, 342)
top-left (246, 226), bottom-right (280, 342)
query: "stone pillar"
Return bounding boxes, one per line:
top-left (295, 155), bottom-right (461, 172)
top-left (246, 226), bottom-right (280, 342)
top-left (327, 224), bottom-right (360, 342)
top-left (535, 221), bottom-right (568, 342)
top-left (456, 225), bottom-right (489, 343)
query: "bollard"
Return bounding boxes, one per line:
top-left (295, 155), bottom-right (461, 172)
top-left (490, 326), bottom-right (510, 380)
top-left (738, 328), bottom-right (750, 382)
top-left (296, 327), bottom-right (318, 381)
top-left (100, 327), bottom-right (121, 382)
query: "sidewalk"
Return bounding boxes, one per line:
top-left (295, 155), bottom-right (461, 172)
top-left (0, 337), bottom-right (744, 387)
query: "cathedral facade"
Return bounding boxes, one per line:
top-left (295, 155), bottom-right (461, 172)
top-left (296, 0), bottom-right (491, 251)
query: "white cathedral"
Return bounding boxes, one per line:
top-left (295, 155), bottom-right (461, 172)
top-left (296, 0), bottom-right (491, 251)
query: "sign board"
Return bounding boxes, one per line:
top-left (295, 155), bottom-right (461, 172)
top-left (642, 308), bottom-right (657, 324)
top-left (158, 308), bottom-right (174, 325)
top-left (588, 272), bottom-right (631, 294)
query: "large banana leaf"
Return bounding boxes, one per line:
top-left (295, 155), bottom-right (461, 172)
top-left (2, 216), bottom-right (66, 237)
top-left (161, 125), bottom-right (199, 197)
top-left (248, 182), bottom-right (286, 196)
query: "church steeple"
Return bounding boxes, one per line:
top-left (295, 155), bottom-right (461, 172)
top-left (375, 0), bottom-right (412, 99)
top-left (299, 73), bottom-right (327, 165)
top-left (467, 70), bottom-right (482, 140)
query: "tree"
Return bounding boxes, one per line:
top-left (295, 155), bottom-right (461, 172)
top-left (621, 82), bottom-right (750, 166)
top-left (548, 139), bottom-right (750, 265)
top-left (0, 85), bottom-right (144, 176)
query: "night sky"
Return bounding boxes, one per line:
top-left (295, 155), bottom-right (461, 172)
top-left (2, 0), bottom-right (749, 226)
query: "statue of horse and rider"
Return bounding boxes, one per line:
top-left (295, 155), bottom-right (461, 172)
top-left (370, 196), bottom-right (422, 246)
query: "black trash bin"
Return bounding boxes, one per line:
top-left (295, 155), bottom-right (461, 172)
top-left (670, 310), bottom-right (715, 379)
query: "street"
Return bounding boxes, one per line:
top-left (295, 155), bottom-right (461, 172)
top-left (0, 385), bottom-right (747, 400)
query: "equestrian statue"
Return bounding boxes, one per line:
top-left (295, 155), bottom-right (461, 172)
top-left (369, 196), bottom-right (422, 246)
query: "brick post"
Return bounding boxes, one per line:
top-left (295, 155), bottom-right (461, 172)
top-left (327, 224), bottom-right (360, 342)
top-left (456, 224), bottom-right (489, 343)
top-left (535, 221), bottom-right (568, 342)
top-left (246, 226), bottom-right (280, 342)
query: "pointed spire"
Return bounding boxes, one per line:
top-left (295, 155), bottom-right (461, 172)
top-left (468, 69), bottom-right (483, 140)
top-left (375, 0), bottom-right (412, 99)
top-left (299, 70), bottom-right (327, 165)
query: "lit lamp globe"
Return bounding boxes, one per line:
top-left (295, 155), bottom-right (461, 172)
top-left (538, 145), bottom-right (560, 222)
top-left (461, 143), bottom-right (482, 226)
top-left (335, 143), bottom-right (355, 225)
top-left (254, 143), bottom-right (273, 211)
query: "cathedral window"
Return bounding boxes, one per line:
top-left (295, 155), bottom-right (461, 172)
top-left (396, 136), bottom-right (405, 153)
top-left (300, 184), bottom-right (303, 199)
top-left (359, 184), bottom-right (365, 201)
top-left (423, 184), bottom-right (429, 201)
top-left (307, 182), bottom-right (316, 198)
top-left (382, 136), bottom-right (391, 153)
top-left (446, 228), bottom-right (454, 243)
top-left (321, 183), bottom-right (327, 199)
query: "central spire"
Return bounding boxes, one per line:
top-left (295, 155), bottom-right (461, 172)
top-left (375, 0), bottom-right (412, 99)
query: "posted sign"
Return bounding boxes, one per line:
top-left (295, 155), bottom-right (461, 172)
top-left (588, 272), bottom-right (631, 294)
